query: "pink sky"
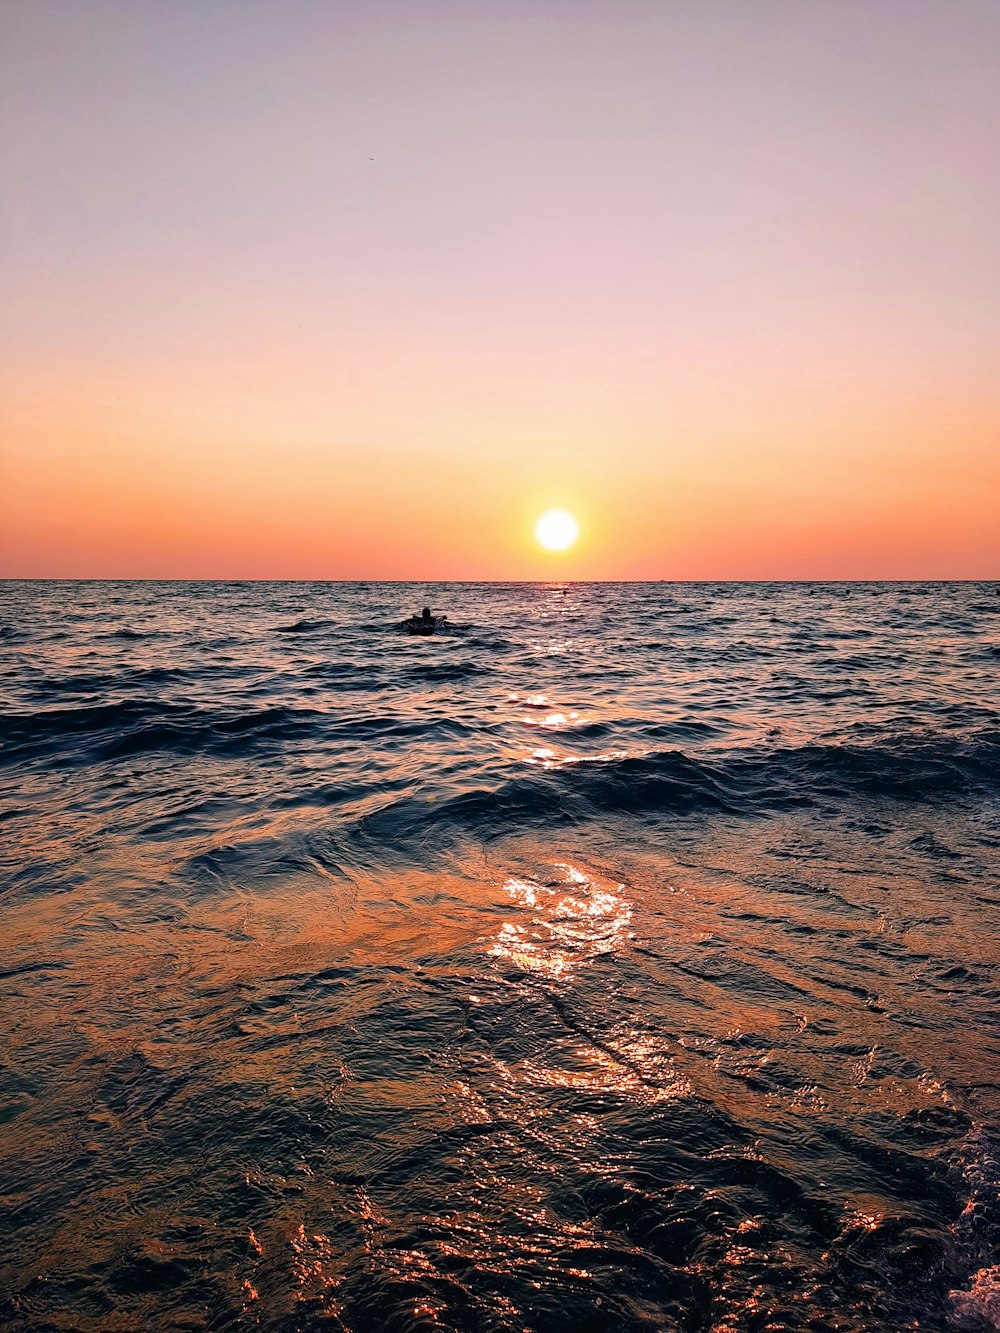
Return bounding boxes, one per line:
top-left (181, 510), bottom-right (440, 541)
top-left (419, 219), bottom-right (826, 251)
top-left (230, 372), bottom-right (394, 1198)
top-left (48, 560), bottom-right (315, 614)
top-left (2, 0), bottom-right (998, 578)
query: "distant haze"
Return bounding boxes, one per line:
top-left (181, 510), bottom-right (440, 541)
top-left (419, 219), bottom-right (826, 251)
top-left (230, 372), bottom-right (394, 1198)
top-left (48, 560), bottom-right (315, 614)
top-left (2, 0), bottom-right (998, 578)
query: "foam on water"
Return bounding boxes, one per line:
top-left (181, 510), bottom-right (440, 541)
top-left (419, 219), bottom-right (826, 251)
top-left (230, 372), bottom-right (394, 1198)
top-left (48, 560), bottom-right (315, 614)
top-left (0, 580), bottom-right (998, 1332)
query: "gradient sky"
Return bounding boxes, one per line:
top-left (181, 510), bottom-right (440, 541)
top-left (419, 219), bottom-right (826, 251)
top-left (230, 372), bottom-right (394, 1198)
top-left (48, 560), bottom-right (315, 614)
top-left (2, 0), bottom-right (998, 578)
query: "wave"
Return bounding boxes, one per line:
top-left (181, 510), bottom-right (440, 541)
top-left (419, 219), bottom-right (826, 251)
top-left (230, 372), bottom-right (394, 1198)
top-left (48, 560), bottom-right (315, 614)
top-left (400, 660), bottom-right (492, 683)
top-left (0, 697), bottom-right (499, 765)
top-left (344, 732), bottom-right (1000, 848)
top-left (25, 666), bottom-right (190, 696)
top-left (741, 734), bottom-right (1000, 800)
top-left (272, 617), bottom-right (334, 634)
top-left (0, 699), bottom-right (326, 763)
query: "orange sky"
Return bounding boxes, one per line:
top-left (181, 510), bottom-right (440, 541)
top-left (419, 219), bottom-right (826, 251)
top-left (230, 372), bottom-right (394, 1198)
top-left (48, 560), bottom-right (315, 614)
top-left (2, 1), bottom-right (998, 579)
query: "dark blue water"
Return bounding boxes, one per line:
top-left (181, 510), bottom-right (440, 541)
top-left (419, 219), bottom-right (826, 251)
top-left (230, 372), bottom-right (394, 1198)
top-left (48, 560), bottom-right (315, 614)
top-left (1, 580), bottom-right (998, 1332)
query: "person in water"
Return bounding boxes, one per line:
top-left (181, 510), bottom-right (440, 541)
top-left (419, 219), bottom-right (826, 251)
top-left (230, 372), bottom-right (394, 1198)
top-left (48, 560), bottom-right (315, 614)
top-left (404, 606), bottom-right (445, 633)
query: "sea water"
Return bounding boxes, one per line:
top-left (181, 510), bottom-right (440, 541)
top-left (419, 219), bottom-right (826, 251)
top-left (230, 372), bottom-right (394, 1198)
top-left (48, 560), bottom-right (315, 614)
top-left (1, 580), bottom-right (998, 1332)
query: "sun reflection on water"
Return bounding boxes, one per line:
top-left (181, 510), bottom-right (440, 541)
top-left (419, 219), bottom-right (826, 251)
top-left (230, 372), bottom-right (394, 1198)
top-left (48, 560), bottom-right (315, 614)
top-left (506, 693), bottom-right (589, 729)
top-left (523, 746), bottom-right (628, 770)
top-left (480, 861), bottom-right (691, 1104)
top-left (488, 863), bottom-right (633, 982)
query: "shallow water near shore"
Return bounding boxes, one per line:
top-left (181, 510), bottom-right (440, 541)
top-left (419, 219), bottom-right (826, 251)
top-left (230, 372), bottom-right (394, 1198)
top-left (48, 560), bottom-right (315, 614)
top-left (1, 579), bottom-right (998, 1332)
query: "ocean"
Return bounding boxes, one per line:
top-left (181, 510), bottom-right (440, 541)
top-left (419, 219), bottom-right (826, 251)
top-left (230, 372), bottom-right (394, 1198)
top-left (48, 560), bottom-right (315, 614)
top-left (1, 580), bottom-right (998, 1332)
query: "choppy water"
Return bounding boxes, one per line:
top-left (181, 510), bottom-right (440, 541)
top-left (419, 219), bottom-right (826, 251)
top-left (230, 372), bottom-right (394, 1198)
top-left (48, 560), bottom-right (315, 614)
top-left (1, 580), bottom-right (999, 1333)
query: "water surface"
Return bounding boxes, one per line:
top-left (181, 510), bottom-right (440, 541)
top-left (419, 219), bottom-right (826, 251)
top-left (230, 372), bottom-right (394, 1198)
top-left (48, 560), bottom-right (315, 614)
top-left (1, 580), bottom-right (998, 1331)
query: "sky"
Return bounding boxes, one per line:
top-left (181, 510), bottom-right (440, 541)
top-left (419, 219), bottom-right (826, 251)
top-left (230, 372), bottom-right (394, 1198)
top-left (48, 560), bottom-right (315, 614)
top-left (1, 0), bottom-right (998, 579)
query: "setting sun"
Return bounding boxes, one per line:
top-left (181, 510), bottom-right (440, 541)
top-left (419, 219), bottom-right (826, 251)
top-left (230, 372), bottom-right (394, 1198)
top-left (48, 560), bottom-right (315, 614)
top-left (534, 508), bottom-right (580, 553)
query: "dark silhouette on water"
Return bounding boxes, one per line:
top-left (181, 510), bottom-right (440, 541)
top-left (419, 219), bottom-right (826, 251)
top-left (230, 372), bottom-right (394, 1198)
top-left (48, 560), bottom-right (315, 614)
top-left (404, 606), bottom-right (446, 635)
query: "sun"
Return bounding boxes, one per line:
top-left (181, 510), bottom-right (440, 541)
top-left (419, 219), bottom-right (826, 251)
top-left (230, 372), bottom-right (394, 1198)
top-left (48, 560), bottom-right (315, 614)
top-left (534, 508), bottom-right (580, 553)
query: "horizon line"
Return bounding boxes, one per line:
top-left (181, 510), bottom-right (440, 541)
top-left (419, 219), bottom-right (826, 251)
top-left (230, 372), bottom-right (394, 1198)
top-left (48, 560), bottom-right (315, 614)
top-left (2, 576), bottom-right (997, 586)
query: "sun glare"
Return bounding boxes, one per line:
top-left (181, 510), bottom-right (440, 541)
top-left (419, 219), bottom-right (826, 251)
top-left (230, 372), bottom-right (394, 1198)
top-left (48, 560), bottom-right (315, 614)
top-left (534, 508), bottom-right (580, 553)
